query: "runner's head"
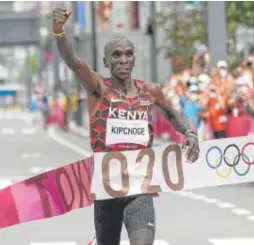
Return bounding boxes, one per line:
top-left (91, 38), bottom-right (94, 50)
top-left (103, 36), bottom-right (135, 81)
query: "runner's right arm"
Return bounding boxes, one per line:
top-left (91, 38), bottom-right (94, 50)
top-left (52, 8), bottom-right (103, 96)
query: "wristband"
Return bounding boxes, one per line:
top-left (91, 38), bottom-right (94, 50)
top-left (185, 130), bottom-right (198, 139)
top-left (53, 31), bottom-right (65, 38)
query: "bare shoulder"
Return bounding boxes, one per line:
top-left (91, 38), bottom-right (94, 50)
top-left (142, 82), bottom-right (164, 100)
top-left (142, 81), bottom-right (173, 110)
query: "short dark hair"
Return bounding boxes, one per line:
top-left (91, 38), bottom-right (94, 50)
top-left (104, 36), bottom-right (134, 56)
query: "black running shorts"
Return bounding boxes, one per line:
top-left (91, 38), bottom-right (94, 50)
top-left (94, 194), bottom-right (155, 245)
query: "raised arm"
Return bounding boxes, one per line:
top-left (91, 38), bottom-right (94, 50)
top-left (52, 8), bottom-right (102, 95)
top-left (145, 83), bottom-right (200, 163)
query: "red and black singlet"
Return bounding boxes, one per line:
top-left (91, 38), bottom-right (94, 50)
top-left (89, 78), bottom-right (154, 152)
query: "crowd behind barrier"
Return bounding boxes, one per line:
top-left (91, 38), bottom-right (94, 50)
top-left (154, 57), bottom-right (254, 142)
top-left (153, 107), bottom-right (254, 143)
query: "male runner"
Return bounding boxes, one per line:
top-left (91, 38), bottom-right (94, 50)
top-left (53, 8), bottom-right (200, 245)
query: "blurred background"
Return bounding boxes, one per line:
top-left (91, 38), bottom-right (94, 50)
top-left (1, 1), bottom-right (254, 245)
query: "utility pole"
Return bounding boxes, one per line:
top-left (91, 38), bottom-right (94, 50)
top-left (207, 1), bottom-right (227, 67)
top-left (149, 2), bottom-right (158, 83)
top-left (91, 1), bottom-right (97, 71)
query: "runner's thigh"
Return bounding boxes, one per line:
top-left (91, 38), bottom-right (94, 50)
top-left (124, 194), bottom-right (155, 245)
top-left (94, 198), bottom-right (124, 245)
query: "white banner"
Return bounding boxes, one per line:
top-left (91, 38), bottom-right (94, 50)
top-left (91, 136), bottom-right (254, 200)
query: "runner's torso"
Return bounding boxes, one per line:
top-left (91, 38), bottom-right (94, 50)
top-left (89, 78), bottom-right (154, 152)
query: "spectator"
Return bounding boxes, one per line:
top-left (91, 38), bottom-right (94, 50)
top-left (41, 93), bottom-right (49, 130)
top-left (246, 89), bottom-right (254, 117)
top-left (179, 84), bottom-right (203, 132)
top-left (213, 60), bottom-right (234, 96)
top-left (200, 84), bottom-right (228, 139)
top-left (228, 77), bottom-right (250, 117)
top-left (192, 45), bottom-right (210, 74)
top-left (61, 90), bottom-right (70, 130)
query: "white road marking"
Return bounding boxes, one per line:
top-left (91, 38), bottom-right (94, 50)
top-left (209, 238), bottom-right (254, 245)
top-left (29, 167), bottom-right (54, 174)
top-left (30, 167), bottom-right (44, 174)
top-left (216, 202), bottom-right (236, 209)
top-left (202, 198), bottom-right (220, 204)
top-left (0, 112), bottom-right (30, 121)
top-left (20, 152), bottom-right (41, 158)
top-left (47, 127), bottom-right (91, 157)
top-left (178, 190), bottom-right (254, 222)
top-left (121, 240), bottom-right (170, 245)
top-left (187, 194), bottom-right (208, 201)
top-left (1, 128), bottom-right (15, 135)
top-left (232, 208), bottom-right (252, 215)
top-left (178, 191), bottom-right (220, 204)
top-left (247, 216), bottom-right (254, 221)
top-left (45, 167), bottom-right (54, 171)
top-left (22, 128), bottom-right (36, 134)
top-left (30, 241), bottom-right (170, 245)
top-left (30, 243), bottom-right (77, 245)
top-left (1, 127), bottom-right (37, 135)
top-left (177, 191), bottom-right (196, 197)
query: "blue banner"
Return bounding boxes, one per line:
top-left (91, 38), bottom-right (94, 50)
top-left (76, 1), bottom-right (86, 28)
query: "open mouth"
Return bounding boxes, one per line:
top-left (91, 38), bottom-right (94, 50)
top-left (119, 67), bottom-right (129, 71)
top-left (118, 68), bottom-right (130, 74)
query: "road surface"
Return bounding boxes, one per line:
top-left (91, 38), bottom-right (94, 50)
top-left (0, 112), bottom-right (254, 245)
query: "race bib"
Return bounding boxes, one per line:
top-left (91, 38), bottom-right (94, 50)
top-left (105, 118), bottom-right (149, 146)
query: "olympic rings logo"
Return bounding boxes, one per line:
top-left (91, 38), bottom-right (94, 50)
top-left (205, 142), bottom-right (254, 179)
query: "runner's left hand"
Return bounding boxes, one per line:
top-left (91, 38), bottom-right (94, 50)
top-left (182, 134), bottom-right (199, 163)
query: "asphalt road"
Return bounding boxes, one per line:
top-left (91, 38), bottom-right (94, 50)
top-left (0, 111), bottom-right (254, 245)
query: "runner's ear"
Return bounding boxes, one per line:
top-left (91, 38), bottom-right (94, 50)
top-left (103, 57), bottom-right (109, 68)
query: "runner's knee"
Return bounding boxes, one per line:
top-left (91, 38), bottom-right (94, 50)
top-left (128, 228), bottom-right (155, 245)
top-left (124, 194), bottom-right (155, 232)
top-left (124, 194), bottom-right (155, 245)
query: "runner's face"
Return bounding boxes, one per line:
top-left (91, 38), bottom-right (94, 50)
top-left (104, 41), bottom-right (135, 80)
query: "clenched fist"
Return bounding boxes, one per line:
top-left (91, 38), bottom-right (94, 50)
top-left (182, 132), bottom-right (199, 163)
top-left (52, 8), bottom-right (71, 34)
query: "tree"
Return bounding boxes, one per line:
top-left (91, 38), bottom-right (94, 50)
top-left (157, 1), bottom-right (254, 71)
top-left (226, 1), bottom-right (254, 43)
top-left (156, 2), bottom-right (207, 71)
top-left (226, 1), bottom-right (254, 68)
top-left (226, 1), bottom-right (254, 30)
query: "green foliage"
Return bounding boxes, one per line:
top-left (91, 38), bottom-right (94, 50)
top-left (226, 1), bottom-right (254, 28)
top-left (28, 52), bottom-right (37, 75)
top-left (226, 1), bottom-right (254, 42)
top-left (156, 3), bottom-right (207, 57)
top-left (158, 1), bottom-right (254, 69)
